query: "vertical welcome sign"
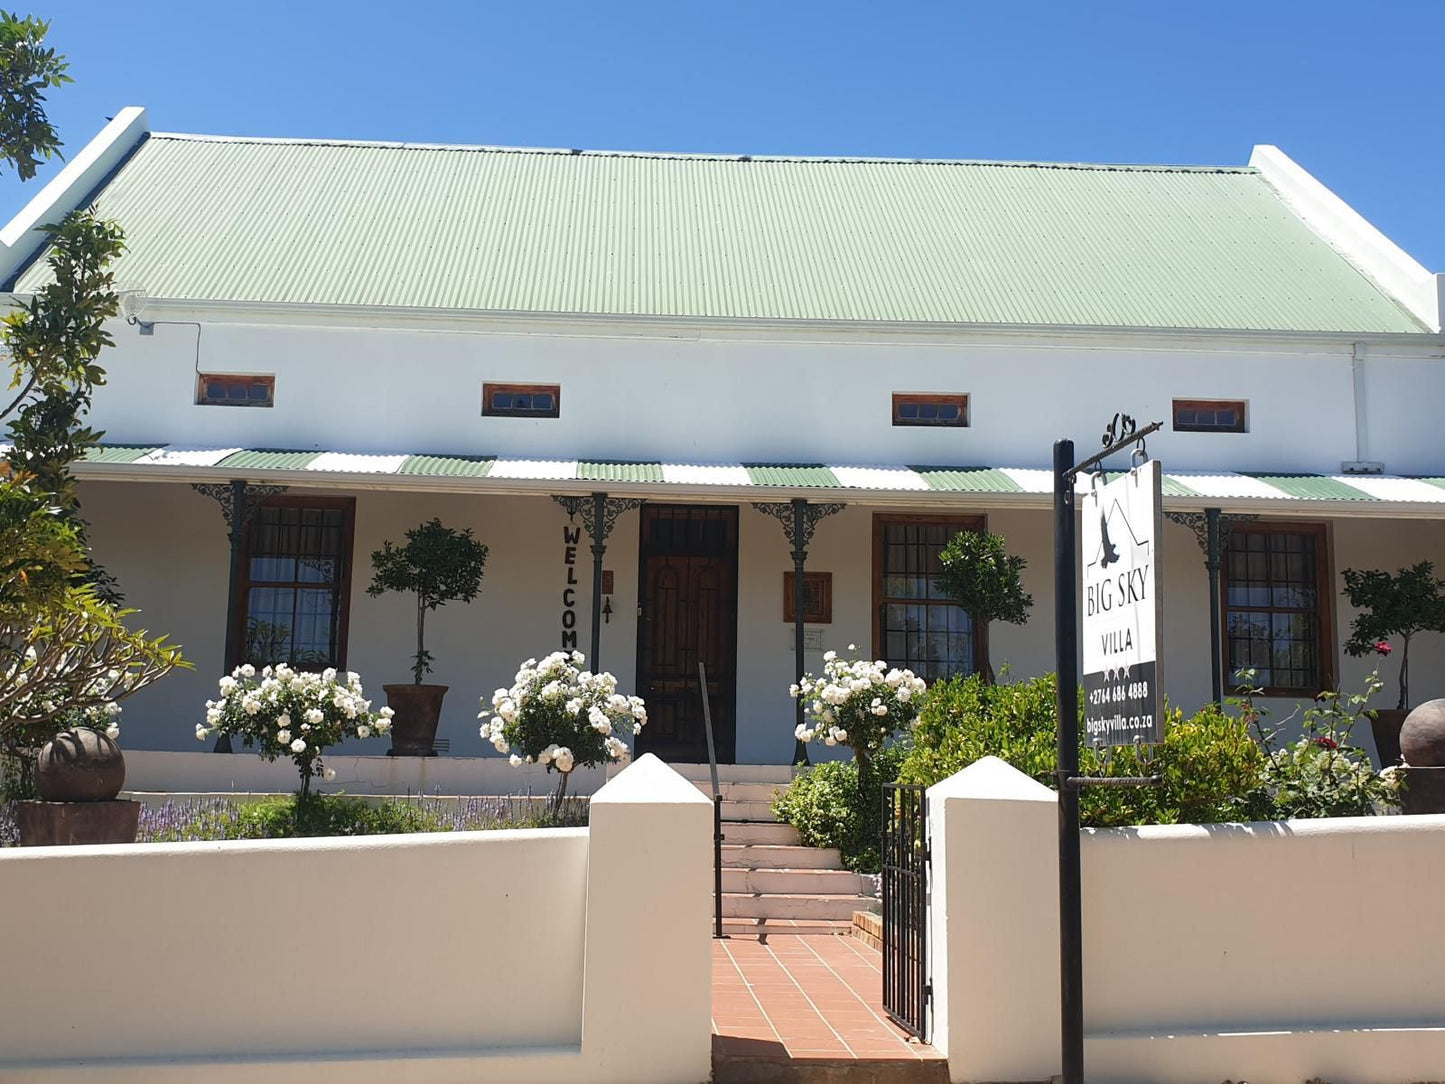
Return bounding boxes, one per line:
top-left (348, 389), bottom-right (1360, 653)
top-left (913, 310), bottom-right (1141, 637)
top-left (1080, 459), bottom-right (1163, 747)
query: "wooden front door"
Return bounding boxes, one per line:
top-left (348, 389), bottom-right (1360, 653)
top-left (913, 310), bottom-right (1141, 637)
top-left (635, 505), bottom-right (739, 763)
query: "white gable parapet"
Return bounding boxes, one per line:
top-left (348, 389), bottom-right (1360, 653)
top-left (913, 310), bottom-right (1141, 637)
top-left (1252, 143), bottom-right (1443, 332)
top-left (0, 105), bottom-right (150, 290)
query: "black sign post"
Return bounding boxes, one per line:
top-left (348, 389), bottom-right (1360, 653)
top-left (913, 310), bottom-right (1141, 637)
top-left (1053, 415), bottom-right (1164, 1084)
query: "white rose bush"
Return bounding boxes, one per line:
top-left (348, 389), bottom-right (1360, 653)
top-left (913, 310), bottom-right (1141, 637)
top-left (482, 650), bottom-right (646, 811)
top-left (791, 645), bottom-right (927, 770)
top-left (195, 664), bottom-right (393, 794)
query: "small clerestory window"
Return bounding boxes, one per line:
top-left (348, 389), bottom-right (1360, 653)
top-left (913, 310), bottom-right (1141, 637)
top-left (483, 382), bottom-right (561, 418)
top-left (197, 373), bottom-right (275, 407)
top-left (892, 393), bottom-right (968, 428)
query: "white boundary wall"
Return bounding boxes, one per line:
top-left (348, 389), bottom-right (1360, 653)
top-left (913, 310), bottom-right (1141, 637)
top-left (929, 757), bottom-right (1445, 1084)
top-left (0, 754), bottom-right (713, 1083)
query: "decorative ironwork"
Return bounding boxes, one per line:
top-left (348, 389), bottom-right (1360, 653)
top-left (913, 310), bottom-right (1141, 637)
top-left (882, 783), bottom-right (930, 1042)
top-left (750, 501), bottom-right (845, 551)
top-left (1101, 411), bottom-right (1138, 449)
top-left (191, 482), bottom-right (289, 536)
top-left (1163, 510), bottom-right (1259, 555)
top-left (551, 493), bottom-right (645, 545)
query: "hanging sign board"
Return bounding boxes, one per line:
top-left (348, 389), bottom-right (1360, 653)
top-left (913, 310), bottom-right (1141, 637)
top-left (1081, 459), bottom-right (1163, 747)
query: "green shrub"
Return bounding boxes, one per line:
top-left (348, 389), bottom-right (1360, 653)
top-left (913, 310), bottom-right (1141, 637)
top-left (773, 745), bottom-right (906, 872)
top-left (897, 673), bottom-right (1275, 827)
top-left (236, 793), bottom-right (442, 838)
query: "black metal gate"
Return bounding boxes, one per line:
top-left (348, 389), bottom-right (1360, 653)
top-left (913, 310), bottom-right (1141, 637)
top-left (882, 783), bottom-right (930, 1041)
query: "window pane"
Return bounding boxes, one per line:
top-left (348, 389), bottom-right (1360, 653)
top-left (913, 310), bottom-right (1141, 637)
top-left (240, 504), bottom-right (348, 670)
top-left (880, 521), bottom-right (975, 680)
top-left (533, 393), bottom-right (554, 411)
top-left (248, 383), bottom-right (269, 401)
top-left (1225, 530), bottom-right (1320, 690)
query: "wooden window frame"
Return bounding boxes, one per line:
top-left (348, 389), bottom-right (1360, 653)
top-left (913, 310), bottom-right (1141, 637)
top-left (230, 495), bottom-right (356, 672)
top-left (197, 372), bottom-right (275, 408)
top-left (482, 382), bottom-right (561, 419)
top-left (872, 513), bottom-right (986, 680)
top-left (1173, 398), bottom-right (1247, 433)
top-left (783, 571), bottom-right (833, 624)
top-left (891, 392), bottom-right (969, 428)
top-left (1220, 520), bottom-right (1334, 697)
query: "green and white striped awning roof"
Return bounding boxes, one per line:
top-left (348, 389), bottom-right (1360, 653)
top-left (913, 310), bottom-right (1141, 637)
top-left (54, 444), bottom-right (1445, 517)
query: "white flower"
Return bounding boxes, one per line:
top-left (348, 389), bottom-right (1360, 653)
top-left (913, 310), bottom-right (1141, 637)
top-left (103, 701), bottom-right (122, 717)
top-left (195, 724), bottom-right (209, 741)
top-left (823, 650), bottom-right (836, 662)
top-left (897, 687), bottom-right (912, 703)
top-left (565, 697), bottom-right (583, 716)
top-left (322, 667), bottom-right (337, 682)
top-left (788, 683), bottom-right (800, 698)
top-left (305, 708), bottom-right (324, 726)
top-left (241, 696), bottom-right (261, 716)
top-left (290, 738), bottom-right (307, 754)
top-left (509, 753), bottom-right (523, 767)
top-left (239, 664), bottom-right (256, 678)
top-left (357, 724), bottom-right (371, 739)
top-left (105, 723), bottom-right (120, 740)
top-left (553, 747), bottom-right (575, 773)
top-left (379, 705), bottom-right (394, 719)
top-left (276, 713), bottom-right (291, 728)
top-left (276, 728), bottom-right (292, 744)
top-left (323, 767), bottom-right (336, 781)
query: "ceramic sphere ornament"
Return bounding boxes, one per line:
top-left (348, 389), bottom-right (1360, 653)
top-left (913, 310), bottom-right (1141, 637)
top-left (1400, 699), bottom-right (1445, 768)
top-left (35, 727), bottom-right (126, 802)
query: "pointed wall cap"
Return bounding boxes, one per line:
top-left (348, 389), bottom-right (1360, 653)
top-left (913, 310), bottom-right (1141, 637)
top-left (927, 755), bottom-right (1058, 803)
top-left (592, 752), bottom-right (712, 805)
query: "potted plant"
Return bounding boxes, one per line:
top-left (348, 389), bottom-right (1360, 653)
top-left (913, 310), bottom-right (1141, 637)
top-left (934, 529), bottom-right (1034, 684)
top-left (1341, 561), bottom-right (1445, 768)
top-left (367, 518), bottom-right (487, 755)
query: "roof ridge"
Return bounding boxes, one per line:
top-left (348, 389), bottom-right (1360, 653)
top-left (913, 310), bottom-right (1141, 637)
top-left (146, 131), bottom-right (1256, 173)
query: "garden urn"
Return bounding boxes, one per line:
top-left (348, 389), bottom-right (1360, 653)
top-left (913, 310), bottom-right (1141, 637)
top-left (1398, 699), bottom-right (1445, 815)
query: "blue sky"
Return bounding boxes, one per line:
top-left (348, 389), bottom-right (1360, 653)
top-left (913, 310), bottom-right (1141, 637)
top-left (3, 1), bottom-right (1441, 270)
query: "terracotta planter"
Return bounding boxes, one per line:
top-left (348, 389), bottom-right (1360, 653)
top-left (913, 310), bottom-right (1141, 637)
top-left (1370, 709), bottom-right (1408, 769)
top-left (383, 683), bottom-right (448, 756)
top-left (15, 799), bottom-right (140, 846)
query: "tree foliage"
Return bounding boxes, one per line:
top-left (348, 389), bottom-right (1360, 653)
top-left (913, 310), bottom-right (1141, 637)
top-left (367, 518), bottom-right (488, 682)
top-left (0, 10), bottom-right (69, 181)
top-left (934, 529), bottom-right (1033, 683)
top-left (0, 19), bottom-right (185, 789)
top-left (1341, 562), bottom-right (1445, 710)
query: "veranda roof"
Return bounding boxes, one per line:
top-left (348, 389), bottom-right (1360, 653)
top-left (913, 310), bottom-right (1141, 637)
top-left (62, 444), bottom-right (1445, 516)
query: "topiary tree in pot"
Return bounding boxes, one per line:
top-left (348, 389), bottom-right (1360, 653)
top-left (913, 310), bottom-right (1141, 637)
top-left (367, 518), bottom-right (487, 755)
top-left (1341, 561), bottom-right (1445, 767)
top-left (934, 529), bottom-right (1033, 684)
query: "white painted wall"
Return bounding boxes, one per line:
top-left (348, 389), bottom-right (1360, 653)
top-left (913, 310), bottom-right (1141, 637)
top-left (929, 757), bottom-right (1445, 1084)
top-left (80, 478), bottom-right (1445, 772)
top-left (80, 308), bottom-right (1445, 476)
top-left (0, 753), bottom-right (713, 1084)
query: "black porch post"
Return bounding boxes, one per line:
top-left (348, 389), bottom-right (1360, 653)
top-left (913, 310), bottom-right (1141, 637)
top-left (216, 479), bottom-right (247, 754)
top-left (1206, 507), bottom-right (1224, 704)
top-left (791, 498), bottom-right (809, 767)
top-left (590, 491), bottom-right (607, 669)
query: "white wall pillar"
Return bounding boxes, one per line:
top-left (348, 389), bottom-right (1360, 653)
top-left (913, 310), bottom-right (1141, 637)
top-left (928, 756), bottom-right (1060, 1083)
top-left (582, 753), bottom-right (714, 1083)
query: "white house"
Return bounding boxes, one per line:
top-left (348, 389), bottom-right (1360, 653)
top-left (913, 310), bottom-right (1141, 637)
top-left (3, 106), bottom-right (1442, 779)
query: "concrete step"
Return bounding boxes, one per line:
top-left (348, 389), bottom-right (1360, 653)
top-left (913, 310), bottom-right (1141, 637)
top-left (722, 867), bottom-right (864, 895)
top-left (723, 892), bottom-right (870, 922)
top-left (638, 762), bottom-right (793, 784)
top-left (721, 821), bottom-right (800, 846)
top-left (691, 780), bottom-right (790, 804)
top-left (721, 843), bottom-right (842, 870)
top-left (719, 799), bottom-right (778, 823)
top-left (719, 917), bottom-right (854, 938)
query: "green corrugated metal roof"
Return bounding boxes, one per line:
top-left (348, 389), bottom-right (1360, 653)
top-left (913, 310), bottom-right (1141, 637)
top-left (397, 454), bottom-right (494, 477)
top-left (745, 464), bottom-right (840, 487)
top-left (915, 467), bottom-right (1023, 493)
top-left (215, 449), bottom-right (320, 470)
top-left (81, 444), bottom-right (161, 463)
top-left (1417, 478), bottom-right (1445, 492)
top-left (1243, 473), bottom-right (1376, 501)
top-left (10, 133), bottom-right (1424, 333)
top-left (579, 460), bottom-right (664, 482)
